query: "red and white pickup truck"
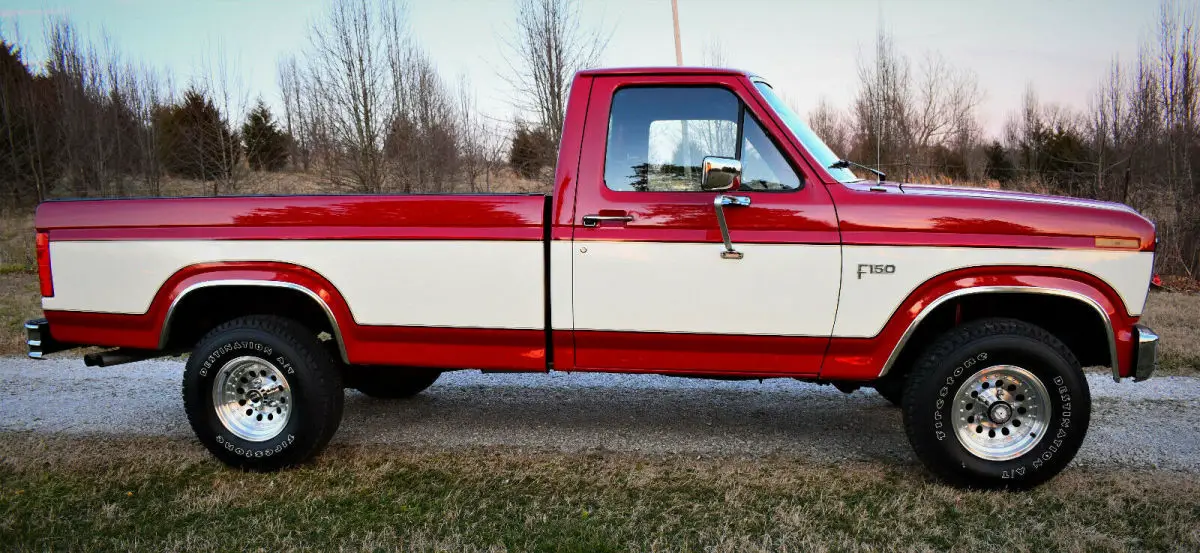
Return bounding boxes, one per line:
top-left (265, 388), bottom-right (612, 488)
top-left (27, 67), bottom-right (1159, 488)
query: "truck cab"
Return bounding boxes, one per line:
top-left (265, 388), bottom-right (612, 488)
top-left (28, 67), bottom-right (1160, 488)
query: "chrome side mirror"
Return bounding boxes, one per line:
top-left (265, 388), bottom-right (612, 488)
top-left (700, 156), bottom-right (741, 191)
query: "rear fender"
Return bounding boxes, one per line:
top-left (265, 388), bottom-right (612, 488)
top-left (153, 262), bottom-right (353, 361)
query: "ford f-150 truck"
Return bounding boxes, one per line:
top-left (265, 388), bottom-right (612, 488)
top-left (26, 67), bottom-right (1159, 488)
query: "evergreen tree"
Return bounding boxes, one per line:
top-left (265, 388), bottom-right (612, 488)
top-left (242, 100), bottom-right (289, 171)
top-left (156, 88), bottom-right (239, 180)
top-left (983, 140), bottom-right (1014, 183)
top-left (509, 123), bottom-right (555, 180)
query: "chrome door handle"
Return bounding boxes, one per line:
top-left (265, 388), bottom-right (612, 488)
top-left (718, 195), bottom-right (751, 207)
top-left (582, 214), bottom-right (634, 227)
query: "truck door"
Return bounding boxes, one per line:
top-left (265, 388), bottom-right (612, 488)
top-left (569, 75), bottom-right (842, 376)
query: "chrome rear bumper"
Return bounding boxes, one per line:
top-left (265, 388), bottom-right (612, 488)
top-left (25, 318), bottom-right (71, 359)
top-left (1132, 324), bottom-right (1159, 382)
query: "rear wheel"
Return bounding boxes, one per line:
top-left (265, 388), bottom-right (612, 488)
top-left (347, 366), bottom-right (442, 399)
top-left (182, 315), bottom-right (344, 470)
top-left (901, 318), bottom-right (1090, 489)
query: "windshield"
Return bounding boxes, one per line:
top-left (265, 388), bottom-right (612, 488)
top-left (753, 81), bottom-right (859, 183)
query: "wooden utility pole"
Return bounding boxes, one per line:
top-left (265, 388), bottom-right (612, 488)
top-left (671, 0), bottom-right (692, 182)
top-left (671, 0), bottom-right (683, 66)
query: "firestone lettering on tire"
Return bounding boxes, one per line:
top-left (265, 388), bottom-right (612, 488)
top-left (933, 352), bottom-right (988, 441)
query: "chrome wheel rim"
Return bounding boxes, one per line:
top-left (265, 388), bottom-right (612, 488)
top-left (212, 356), bottom-right (292, 442)
top-left (953, 365), bottom-right (1050, 461)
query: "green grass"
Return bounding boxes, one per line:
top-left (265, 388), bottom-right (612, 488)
top-left (1, 434), bottom-right (1199, 551)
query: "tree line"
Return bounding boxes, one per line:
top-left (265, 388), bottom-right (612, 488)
top-left (807, 2), bottom-right (1200, 276)
top-left (0, 0), bottom-right (595, 206)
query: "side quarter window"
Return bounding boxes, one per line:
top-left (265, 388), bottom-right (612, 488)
top-left (604, 87), bottom-right (739, 192)
top-left (740, 115), bottom-right (803, 191)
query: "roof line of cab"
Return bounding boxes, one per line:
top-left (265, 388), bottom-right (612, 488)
top-left (576, 66), bottom-right (753, 77)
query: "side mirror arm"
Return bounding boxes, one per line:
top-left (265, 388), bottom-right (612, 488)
top-left (714, 194), bottom-right (751, 260)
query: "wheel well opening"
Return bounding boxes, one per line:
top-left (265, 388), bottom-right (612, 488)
top-left (163, 285), bottom-right (339, 354)
top-left (887, 292), bottom-right (1111, 379)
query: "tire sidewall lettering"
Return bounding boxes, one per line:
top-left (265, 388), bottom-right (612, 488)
top-left (216, 432), bottom-right (296, 458)
top-left (927, 346), bottom-right (1081, 481)
top-left (195, 335), bottom-right (303, 461)
top-left (931, 352), bottom-right (988, 441)
top-left (200, 340), bottom-right (276, 378)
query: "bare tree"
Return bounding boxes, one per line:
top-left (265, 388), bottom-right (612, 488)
top-left (277, 55), bottom-right (316, 171)
top-left (385, 43), bottom-right (459, 193)
top-left (701, 36), bottom-right (727, 67)
top-left (911, 53), bottom-right (981, 153)
top-left (504, 0), bottom-right (606, 143)
top-left (807, 97), bottom-right (851, 156)
top-left (853, 26), bottom-right (913, 169)
top-left (480, 116), bottom-right (511, 192)
top-left (850, 26), bottom-right (982, 180)
top-left (199, 40), bottom-right (249, 195)
top-left (457, 76), bottom-right (486, 191)
top-left (305, 0), bottom-right (391, 192)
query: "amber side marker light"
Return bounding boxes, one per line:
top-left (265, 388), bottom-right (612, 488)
top-left (1095, 237), bottom-right (1141, 249)
top-left (35, 232), bottom-right (53, 297)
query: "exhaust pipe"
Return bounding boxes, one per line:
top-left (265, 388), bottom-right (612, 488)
top-left (83, 349), bottom-right (164, 368)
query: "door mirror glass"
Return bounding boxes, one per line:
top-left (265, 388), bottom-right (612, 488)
top-left (701, 156), bottom-right (742, 191)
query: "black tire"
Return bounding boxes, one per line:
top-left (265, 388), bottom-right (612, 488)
top-left (348, 366), bottom-right (441, 399)
top-left (871, 376), bottom-right (904, 407)
top-left (902, 318), bottom-right (1090, 489)
top-left (182, 315), bottom-right (344, 470)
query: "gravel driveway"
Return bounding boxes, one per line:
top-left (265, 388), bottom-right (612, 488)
top-left (2, 356), bottom-right (1197, 471)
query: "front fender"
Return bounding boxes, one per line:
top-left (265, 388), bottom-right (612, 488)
top-left (820, 266), bottom-right (1137, 381)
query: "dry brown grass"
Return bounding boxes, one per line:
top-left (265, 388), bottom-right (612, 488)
top-left (1, 433), bottom-right (1198, 551)
top-left (0, 272), bottom-right (39, 356)
top-left (0, 212), bottom-right (34, 272)
top-left (0, 212), bottom-right (39, 356)
top-left (1141, 290), bottom-right (1200, 374)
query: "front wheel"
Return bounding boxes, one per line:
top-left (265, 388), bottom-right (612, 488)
top-left (182, 315), bottom-right (344, 470)
top-left (902, 318), bottom-right (1090, 489)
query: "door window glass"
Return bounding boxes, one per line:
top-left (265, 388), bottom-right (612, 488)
top-left (604, 86), bottom-right (801, 192)
top-left (604, 87), bottom-right (739, 192)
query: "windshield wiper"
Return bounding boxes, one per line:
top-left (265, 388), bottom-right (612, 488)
top-left (829, 159), bottom-right (886, 182)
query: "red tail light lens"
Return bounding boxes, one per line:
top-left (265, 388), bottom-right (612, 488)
top-left (36, 232), bottom-right (53, 297)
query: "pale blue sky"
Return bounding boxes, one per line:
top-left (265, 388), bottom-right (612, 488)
top-left (0, 0), bottom-right (1167, 136)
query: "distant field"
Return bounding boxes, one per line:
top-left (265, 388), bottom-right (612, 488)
top-left (0, 433), bottom-right (1197, 551)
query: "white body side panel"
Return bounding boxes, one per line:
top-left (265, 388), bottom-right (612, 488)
top-left (46, 239), bottom-right (1153, 340)
top-left (572, 241), bottom-right (842, 336)
top-left (835, 246), bottom-right (1155, 337)
top-left (549, 240), bottom-right (574, 330)
top-left (45, 240), bottom-right (545, 330)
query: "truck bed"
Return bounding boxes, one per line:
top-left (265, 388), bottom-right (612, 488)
top-left (36, 194), bottom-right (551, 370)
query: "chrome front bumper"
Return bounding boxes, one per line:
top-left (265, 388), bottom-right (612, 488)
top-left (1132, 324), bottom-right (1159, 382)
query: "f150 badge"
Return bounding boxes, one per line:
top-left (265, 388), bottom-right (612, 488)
top-left (857, 264), bottom-right (896, 279)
